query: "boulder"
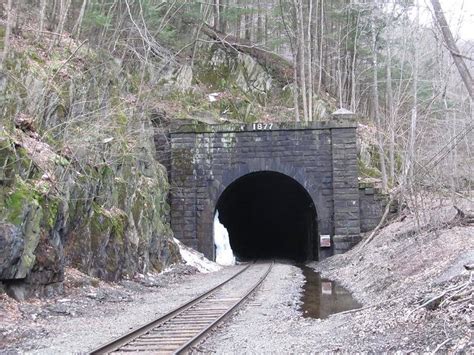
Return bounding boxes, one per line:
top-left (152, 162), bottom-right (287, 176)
top-left (0, 224), bottom-right (24, 279)
top-left (174, 65), bottom-right (193, 92)
top-left (234, 53), bottom-right (272, 93)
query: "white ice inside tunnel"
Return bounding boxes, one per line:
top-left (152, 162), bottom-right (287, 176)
top-left (213, 211), bottom-right (236, 266)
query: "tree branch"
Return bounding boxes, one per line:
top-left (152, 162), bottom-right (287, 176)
top-left (430, 0), bottom-right (473, 99)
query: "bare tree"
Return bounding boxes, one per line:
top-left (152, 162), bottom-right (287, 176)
top-left (306, 0), bottom-right (313, 121)
top-left (370, 6), bottom-right (388, 191)
top-left (1, 0), bottom-right (13, 66)
top-left (431, 0), bottom-right (473, 99)
top-left (50, 0), bottom-right (71, 49)
top-left (294, 0), bottom-right (308, 121)
top-left (213, 0), bottom-right (220, 30)
top-left (38, 0), bottom-right (47, 39)
top-left (386, 37), bottom-right (396, 183)
top-left (72, 0), bottom-right (88, 38)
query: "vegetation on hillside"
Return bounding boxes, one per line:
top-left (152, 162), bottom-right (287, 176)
top-left (0, 0), bottom-right (472, 293)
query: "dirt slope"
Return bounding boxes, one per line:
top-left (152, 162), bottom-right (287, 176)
top-left (313, 201), bottom-right (473, 352)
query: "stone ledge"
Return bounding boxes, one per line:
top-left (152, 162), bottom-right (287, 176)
top-left (170, 119), bottom-right (357, 134)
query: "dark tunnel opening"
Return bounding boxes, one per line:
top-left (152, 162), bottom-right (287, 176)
top-left (215, 171), bottom-right (319, 262)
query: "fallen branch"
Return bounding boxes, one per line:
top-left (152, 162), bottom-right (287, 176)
top-left (408, 274), bottom-right (472, 317)
top-left (431, 338), bottom-right (451, 354)
top-left (50, 39), bottom-right (88, 82)
top-left (452, 206), bottom-right (474, 226)
top-left (449, 295), bottom-right (472, 306)
top-left (197, 23), bottom-right (294, 86)
top-left (439, 272), bottom-right (472, 308)
top-left (23, 26), bottom-right (70, 37)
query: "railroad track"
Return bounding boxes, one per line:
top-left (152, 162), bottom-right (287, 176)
top-left (90, 261), bottom-right (273, 354)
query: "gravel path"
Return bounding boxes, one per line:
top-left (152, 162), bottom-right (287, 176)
top-left (212, 262), bottom-right (271, 299)
top-left (1, 204), bottom-right (472, 353)
top-left (196, 262), bottom-right (376, 353)
top-left (1, 265), bottom-right (242, 353)
top-left (196, 206), bottom-right (473, 353)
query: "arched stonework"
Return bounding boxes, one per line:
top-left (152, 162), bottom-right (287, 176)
top-left (169, 121), bottom-right (361, 259)
top-left (207, 166), bottom-right (321, 260)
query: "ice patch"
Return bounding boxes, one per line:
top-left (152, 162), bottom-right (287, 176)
top-left (174, 238), bottom-right (221, 273)
top-left (214, 211), bottom-right (236, 266)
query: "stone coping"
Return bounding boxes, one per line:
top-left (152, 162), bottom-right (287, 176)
top-left (170, 119), bottom-right (357, 134)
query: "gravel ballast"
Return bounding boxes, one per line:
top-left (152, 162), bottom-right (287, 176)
top-left (1, 204), bottom-right (472, 353)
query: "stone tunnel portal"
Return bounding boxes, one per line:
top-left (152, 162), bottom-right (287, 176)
top-left (215, 171), bottom-right (318, 262)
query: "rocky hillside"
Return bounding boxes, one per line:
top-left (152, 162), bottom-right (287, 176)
top-left (0, 11), bottom-right (346, 300)
top-left (0, 34), bottom-right (182, 300)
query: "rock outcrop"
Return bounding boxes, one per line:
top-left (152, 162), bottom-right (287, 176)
top-left (0, 126), bottom-right (180, 299)
top-left (0, 39), bottom-right (180, 300)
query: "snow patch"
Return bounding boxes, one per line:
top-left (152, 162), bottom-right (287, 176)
top-left (332, 107), bottom-right (354, 115)
top-left (174, 238), bottom-right (221, 273)
top-left (208, 92), bottom-right (221, 102)
top-left (214, 211), bottom-right (236, 266)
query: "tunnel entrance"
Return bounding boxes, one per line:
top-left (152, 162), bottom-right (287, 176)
top-left (215, 171), bottom-right (318, 262)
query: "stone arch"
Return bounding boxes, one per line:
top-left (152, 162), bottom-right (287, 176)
top-left (169, 121), bottom-right (363, 260)
top-left (201, 160), bottom-right (325, 260)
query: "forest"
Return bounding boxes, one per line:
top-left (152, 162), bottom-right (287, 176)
top-left (0, 1), bottom-right (473, 352)
top-left (1, 0), bottom-right (472, 199)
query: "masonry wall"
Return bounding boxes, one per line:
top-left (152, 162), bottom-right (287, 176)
top-left (359, 183), bottom-right (390, 233)
top-left (169, 121), bottom-right (360, 259)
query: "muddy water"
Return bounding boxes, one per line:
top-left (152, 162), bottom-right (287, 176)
top-left (299, 266), bottom-right (361, 319)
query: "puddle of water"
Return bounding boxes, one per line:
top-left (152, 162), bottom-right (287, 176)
top-left (299, 266), bottom-right (362, 319)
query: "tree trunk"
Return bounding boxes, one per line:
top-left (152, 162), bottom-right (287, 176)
top-left (318, 0), bottom-right (324, 93)
top-left (307, 0), bottom-right (313, 121)
top-left (38, 0), bottom-right (47, 39)
top-left (236, 0), bottom-right (242, 38)
top-left (350, 11), bottom-right (360, 111)
top-left (244, 6), bottom-right (252, 41)
top-left (295, 0), bottom-right (308, 121)
top-left (431, 0), bottom-right (473, 99)
top-left (51, 0), bottom-right (71, 48)
top-left (257, 0), bottom-right (264, 43)
top-left (406, 2), bottom-right (419, 183)
top-left (220, 0), bottom-right (227, 32)
top-left (73, 0), bottom-right (88, 38)
top-left (386, 38), bottom-right (395, 183)
top-left (191, 4), bottom-right (211, 68)
top-left (337, 26), bottom-right (343, 108)
top-left (213, 0), bottom-right (220, 30)
top-left (370, 9), bottom-right (388, 191)
top-left (312, 0), bottom-right (319, 101)
top-left (264, 12), bottom-right (268, 45)
top-left (293, 50), bottom-right (300, 122)
top-left (1, 0), bottom-right (13, 66)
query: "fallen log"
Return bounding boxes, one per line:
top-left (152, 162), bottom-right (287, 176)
top-left (453, 205), bottom-right (474, 226)
top-left (198, 23), bottom-right (294, 86)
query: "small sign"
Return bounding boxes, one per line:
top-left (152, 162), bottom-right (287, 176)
top-left (320, 234), bottom-right (331, 248)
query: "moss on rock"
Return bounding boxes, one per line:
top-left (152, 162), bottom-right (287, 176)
top-left (0, 36), bottom-right (181, 295)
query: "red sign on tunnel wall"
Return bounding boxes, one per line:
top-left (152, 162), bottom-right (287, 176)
top-left (320, 235), bottom-right (331, 248)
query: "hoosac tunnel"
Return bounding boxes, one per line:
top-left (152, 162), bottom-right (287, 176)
top-left (215, 172), bottom-right (319, 262)
top-left (169, 121), bottom-right (367, 260)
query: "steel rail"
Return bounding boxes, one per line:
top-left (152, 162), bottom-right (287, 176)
top-left (174, 260), bottom-right (274, 354)
top-left (89, 263), bottom-right (253, 354)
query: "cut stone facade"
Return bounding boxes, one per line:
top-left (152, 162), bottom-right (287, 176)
top-left (168, 120), bottom-right (368, 260)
